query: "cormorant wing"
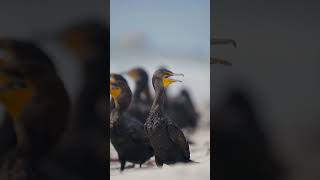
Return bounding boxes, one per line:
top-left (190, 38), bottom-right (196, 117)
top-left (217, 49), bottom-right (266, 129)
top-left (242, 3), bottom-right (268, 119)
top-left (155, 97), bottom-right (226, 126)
top-left (126, 118), bottom-right (150, 144)
top-left (167, 122), bottom-right (190, 159)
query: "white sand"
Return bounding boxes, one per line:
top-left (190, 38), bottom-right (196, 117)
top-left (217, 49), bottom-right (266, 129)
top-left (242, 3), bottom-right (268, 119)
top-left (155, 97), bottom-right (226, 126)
top-left (110, 103), bottom-right (210, 180)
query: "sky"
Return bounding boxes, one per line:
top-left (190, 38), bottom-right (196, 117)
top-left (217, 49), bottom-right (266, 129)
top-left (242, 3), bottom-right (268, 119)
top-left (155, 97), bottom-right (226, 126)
top-left (110, 0), bottom-right (210, 58)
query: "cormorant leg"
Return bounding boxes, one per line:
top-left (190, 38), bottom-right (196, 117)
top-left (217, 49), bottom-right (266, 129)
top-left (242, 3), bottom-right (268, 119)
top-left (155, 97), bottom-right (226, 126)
top-left (140, 164), bottom-right (142, 168)
top-left (155, 156), bottom-right (163, 167)
top-left (120, 160), bottom-right (126, 172)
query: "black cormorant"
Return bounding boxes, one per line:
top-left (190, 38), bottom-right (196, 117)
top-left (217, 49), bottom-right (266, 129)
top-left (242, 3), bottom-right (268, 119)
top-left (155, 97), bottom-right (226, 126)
top-left (110, 80), bottom-right (154, 171)
top-left (126, 67), bottom-right (151, 123)
top-left (0, 39), bottom-right (70, 179)
top-left (44, 20), bottom-right (108, 180)
top-left (145, 68), bottom-right (192, 167)
top-left (156, 66), bottom-right (199, 130)
top-left (212, 88), bottom-right (284, 180)
top-left (110, 73), bottom-right (128, 111)
top-left (166, 89), bottom-right (199, 129)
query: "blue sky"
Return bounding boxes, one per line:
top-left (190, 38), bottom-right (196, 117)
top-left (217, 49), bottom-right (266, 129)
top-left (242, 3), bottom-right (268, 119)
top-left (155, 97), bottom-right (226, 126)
top-left (111, 0), bottom-right (210, 57)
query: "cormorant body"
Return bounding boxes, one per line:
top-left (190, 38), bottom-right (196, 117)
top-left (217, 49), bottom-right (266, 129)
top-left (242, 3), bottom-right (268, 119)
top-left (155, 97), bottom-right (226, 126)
top-left (126, 67), bottom-right (151, 124)
top-left (164, 88), bottom-right (199, 130)
top-left (110, 80), bottom-right (153, 171)
top-left (145, 69), bottom-right (191, 167)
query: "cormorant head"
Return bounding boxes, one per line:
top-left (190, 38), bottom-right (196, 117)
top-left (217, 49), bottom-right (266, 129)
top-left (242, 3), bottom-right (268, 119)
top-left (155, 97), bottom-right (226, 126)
top-left (110, 73), bottom-right (128, 84)
top-left (152, 68), bottom-right (183, 91)
top-left (126, 67), bottom-right (149, 86)
top-left (0, 39), bottom-right (57, 120)
top-left (110, 80), bottom-right (132, 110)
top-left (59, 20), bottom-right (109, 63)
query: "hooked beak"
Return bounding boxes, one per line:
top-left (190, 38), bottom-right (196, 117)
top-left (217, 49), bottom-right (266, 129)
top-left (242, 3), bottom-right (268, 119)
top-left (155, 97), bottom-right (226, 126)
top-left (166, 73), bottom-right (184, 82)
top-left (110, 82), bottom-right (121, 99)
top-left (162, 72), bottom-right (184, 88)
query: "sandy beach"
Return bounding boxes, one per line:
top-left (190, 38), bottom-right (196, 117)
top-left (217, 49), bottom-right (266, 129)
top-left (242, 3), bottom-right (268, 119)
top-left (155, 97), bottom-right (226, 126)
top-left (110, 104), bottom-right (210, 179)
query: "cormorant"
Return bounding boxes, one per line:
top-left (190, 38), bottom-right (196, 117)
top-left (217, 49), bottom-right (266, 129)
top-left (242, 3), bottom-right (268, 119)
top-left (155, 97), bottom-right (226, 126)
top-left (156, 66), bottom-right (199, 130)
top-left (145, 68), bottom-right (192, 167)
top-left (110, 73), bottom-right (128, 112)
top-left (127, 67), bottom-right (152, 105)
top-left (40, 20), bottom-right (108, 180)
top-left (126, 67), bottom-right (151, 123)
top-left (110, 80), bottom-right (154, 171)
top-left (0, 39), bottom-right (70, 179)
top-left (110, 73), bottom-right (128, 84)
top-left (59, 20), bottom-right (108, 131)
top-left (212, 88), bottom-right (284, 180)
top-left (166, 89), bottom-right (199, 129)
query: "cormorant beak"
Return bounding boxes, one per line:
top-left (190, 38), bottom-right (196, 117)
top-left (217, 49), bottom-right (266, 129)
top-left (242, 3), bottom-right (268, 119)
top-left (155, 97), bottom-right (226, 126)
top-left (163, 72), bottom-right (184, 88)
top-left (110, 83), bottom-right (121, 99)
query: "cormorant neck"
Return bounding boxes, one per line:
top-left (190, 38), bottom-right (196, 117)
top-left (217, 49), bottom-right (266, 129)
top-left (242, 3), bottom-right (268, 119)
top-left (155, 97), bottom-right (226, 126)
top-left (110, 100), bottom-right (124, 128)
top-left (151, 87), bottom-right (164, 112)
top-left (133, 81), bottom-right (144, 102)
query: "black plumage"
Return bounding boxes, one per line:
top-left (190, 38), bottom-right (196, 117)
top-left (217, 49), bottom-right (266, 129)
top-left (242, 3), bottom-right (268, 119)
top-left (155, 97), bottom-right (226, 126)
top-left (212, 88), bottom-right (284, 180)
top-left (164, 88), bottom-right (199, 130)
top-left (0, 39), bottom-right (70, 179)
top-left (0, 113), bottom-right (16, 164)
top-left (110, 80), bottom-right (153, 171)
top-left (145, 68), bottom-right (192, 167)
top-left (39, 20), bottom-right (108, 180)
top-left (126, 67), bottom-right (151, 124)
top-left (157, 66), bottom-right (199, 130)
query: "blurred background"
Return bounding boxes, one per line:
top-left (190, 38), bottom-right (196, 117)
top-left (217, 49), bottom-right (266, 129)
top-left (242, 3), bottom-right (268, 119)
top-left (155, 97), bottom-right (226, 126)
top-left (212, 0), bottom-right (320, 179)
top-left (110, 0), bottom-right (210, 107)
top-left (0, 0), bottom-right (108, 179)
top-left (0, 0), bottom-right (108, 103)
